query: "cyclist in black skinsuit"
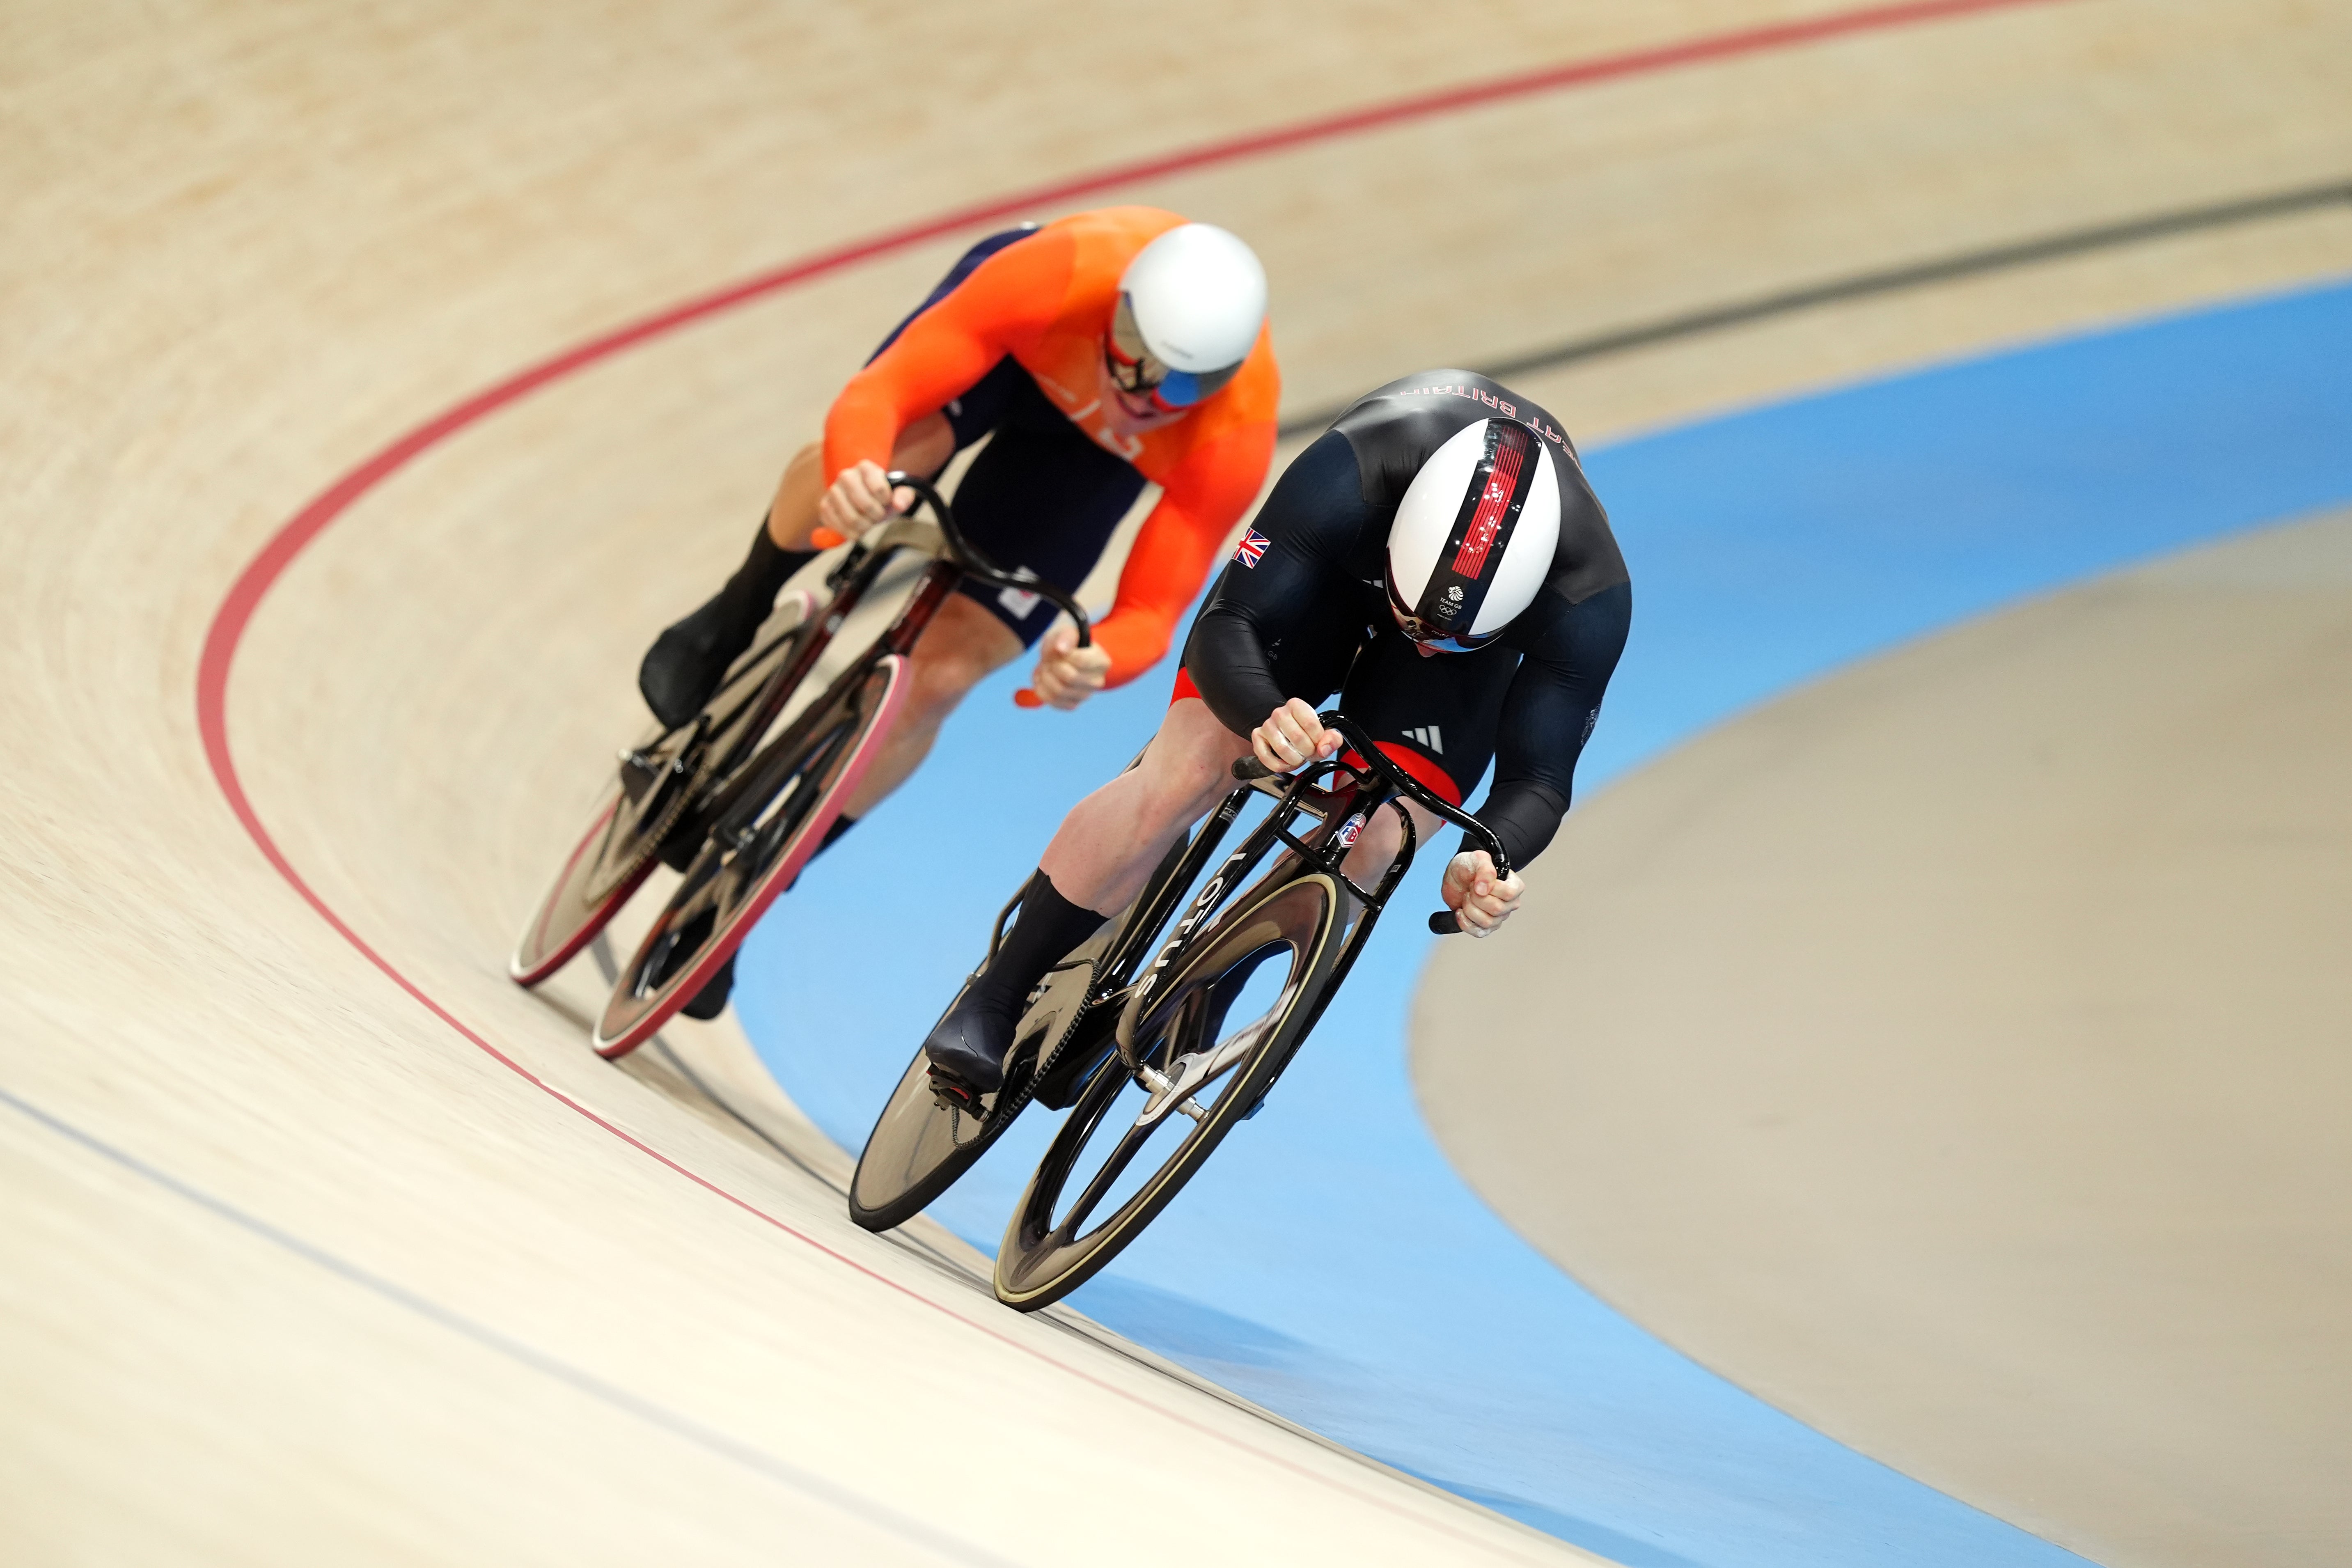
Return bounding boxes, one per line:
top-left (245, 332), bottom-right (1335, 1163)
top-left (923, 369), bottom-right (1633, 1091)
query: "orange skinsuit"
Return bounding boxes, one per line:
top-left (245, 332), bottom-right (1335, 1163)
top-left (823, 207), bottom-right (1281, 686)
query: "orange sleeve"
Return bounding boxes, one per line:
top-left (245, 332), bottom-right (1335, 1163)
top-left (1092, 419), bottom-right (1280, 686)
top-left (821, 234), bottom-right (1071, 481)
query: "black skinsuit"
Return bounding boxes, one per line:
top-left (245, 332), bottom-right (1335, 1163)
top-left (1181, 369), bottom-right (1632, 869)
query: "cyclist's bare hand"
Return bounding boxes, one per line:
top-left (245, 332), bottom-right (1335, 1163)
top-left (1443, 850), bottom-right (1522, 938)
top-left (1252, 698), bottom-right (1339, 774)
top-left (1030, 624), bottom-right (1111, 710)
top-left (816, 459), bottom-right (912, 539)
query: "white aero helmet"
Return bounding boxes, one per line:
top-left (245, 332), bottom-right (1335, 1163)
top-left (1106, 223), bottom-right (1267, 410)
top-left (1385, 418), bottom-right (1562, 652)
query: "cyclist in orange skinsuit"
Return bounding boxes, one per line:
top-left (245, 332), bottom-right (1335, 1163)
top-left (636, 207), bottom-right (1279, 1018)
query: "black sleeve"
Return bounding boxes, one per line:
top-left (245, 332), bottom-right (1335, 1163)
top-left (1472, 580), bottom-right (1632, 870)
top-left (1183, 429), bottom-right (1371, 737)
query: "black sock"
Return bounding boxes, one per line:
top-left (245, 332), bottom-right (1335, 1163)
top-left (963, 871), bottom-right (1106, 1025)
top-left (718, 515), bottom-right (817, 626)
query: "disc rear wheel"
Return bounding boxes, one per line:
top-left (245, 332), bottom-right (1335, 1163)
top-left (847, 830), bottom-right (1197, 1232)
top-left (847, 997), bottom-right (1050, 1234)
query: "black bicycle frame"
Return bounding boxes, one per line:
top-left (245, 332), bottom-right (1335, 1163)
top-left (666, 470), bottom-right (1091, 856)
top-left (1121, 712), bottom-right (1513, 1066)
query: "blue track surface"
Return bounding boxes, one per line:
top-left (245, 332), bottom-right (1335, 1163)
top-left (738, 276), bottom-right (2352, 1567)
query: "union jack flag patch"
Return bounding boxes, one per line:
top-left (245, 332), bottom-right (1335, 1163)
top-left (1233, 528), bottom-right (1271, 568)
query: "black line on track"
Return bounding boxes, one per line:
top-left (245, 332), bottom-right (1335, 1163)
top-left (1277, 177), bottom-right (2352, 438)
top-left (0, 1083), bottom-right (1023, 1568)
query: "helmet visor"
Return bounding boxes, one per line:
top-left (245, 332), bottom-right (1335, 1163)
top-left (1107, 295), bottom-right (1243, 410)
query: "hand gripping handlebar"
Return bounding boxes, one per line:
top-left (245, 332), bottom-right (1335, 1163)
top-left (1230, 711), bottom-right (1510, 935)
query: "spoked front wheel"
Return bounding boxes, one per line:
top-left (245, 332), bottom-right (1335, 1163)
top-left (509, 591), bottom-right (816, 986)
top-left (592, 656), bottom-right (905, 1057)
top-left (994, 872), bottom-right (1352, 1310)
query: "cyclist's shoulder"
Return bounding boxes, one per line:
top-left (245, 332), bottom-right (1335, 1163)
top-left (1330, 369), bottom-right (1582, 494)
top-left (945, 220), bottom-right (1085, 330)
top-left (971, 207), bottom-right (1182, 347)
top-left (1036, 206), bottom-right (1186, 293)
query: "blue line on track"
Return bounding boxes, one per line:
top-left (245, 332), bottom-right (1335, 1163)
top-left (0, 1084), bottom-right (1014, 1568)
top-left (738, 275), bottom-right (2352, 1567)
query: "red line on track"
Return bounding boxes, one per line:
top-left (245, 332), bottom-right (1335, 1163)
top-left (195, 0), bottom-right (2068, 1543)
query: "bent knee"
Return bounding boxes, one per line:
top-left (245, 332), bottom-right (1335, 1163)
top-left (904, 653), bottom-right (991, 717)
top-left (904, 635), bottom-right (1012, 716)
top-left (1137, 754), bottom-right (1237, 827)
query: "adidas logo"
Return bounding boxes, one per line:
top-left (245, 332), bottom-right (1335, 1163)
top-left (1404, 725), bottom-right (1444, 754)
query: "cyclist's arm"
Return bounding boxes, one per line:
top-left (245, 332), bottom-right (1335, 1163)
top-left (1475, 582), bottom-right (1632, 868)
top-left (1090, 421), bottom-right (1278, 686)
top-left (1183, 429), bottom-right (1367, 734)
top-left (821, 239), bottom-right (1067, 481)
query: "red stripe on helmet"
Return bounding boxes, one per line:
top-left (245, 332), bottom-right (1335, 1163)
top-left (1449, 423), bottom-right (1529, 580)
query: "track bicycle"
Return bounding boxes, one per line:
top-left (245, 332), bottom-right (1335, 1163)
top-left (508, 473), bottom-right (1089, 1059)
top-left (848, 711), bottom-right (1506, 1311)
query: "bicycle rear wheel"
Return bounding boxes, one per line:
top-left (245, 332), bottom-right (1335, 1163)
top-left (510, 591), bottom-right (816, 986)
top-left (591, 654), bottom-right (905, 1057)
top-left (846, 960), bottom-right (1099, 1233)
top-left (994, 871), bottom-right (1353, 1311)
top-left (847, 830), bottom-right (1193, 1233)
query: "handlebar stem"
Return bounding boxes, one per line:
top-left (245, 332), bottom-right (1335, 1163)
top-left (1234, 710), bottom-right (1510, 878)
top-left (883, 470), bottom-right (1091, 648)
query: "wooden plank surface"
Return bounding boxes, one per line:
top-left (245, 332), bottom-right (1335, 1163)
top-left (4, 0), bottom-right (2349, 1560)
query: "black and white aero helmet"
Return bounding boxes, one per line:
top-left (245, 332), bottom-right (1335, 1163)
top-left (1384, 418), bottom-right (1561, 652)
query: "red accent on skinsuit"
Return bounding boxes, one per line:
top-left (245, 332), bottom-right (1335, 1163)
top-left (1344, 744), bottom-right (1465, 807)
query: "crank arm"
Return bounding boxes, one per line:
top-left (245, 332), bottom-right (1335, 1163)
top-left (1133, 1015), bottom-right (1276, 1130)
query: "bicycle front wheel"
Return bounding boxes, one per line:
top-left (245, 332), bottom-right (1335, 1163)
top-left (592, 655), bottom-right (905, 1057)
top-left (993, 871), bottom-right (1352, 1310)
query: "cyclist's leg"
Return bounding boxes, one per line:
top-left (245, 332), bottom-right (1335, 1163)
top-left (1037, 691), bottom-right (1248, 912)
top-left (836, 595), bottom-right (1023, 818)
top-left (922, 580), bottom-right (1359, 1088)
top-left (839, 371), bottom-right (1146, 818)
top-left (921, 693), bottom-right (1242, 1089)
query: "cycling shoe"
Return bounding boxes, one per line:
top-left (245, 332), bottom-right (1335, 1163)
top-left (920, 995), bottom-right (1010, 1094)
top-left (638, 593), bottom-right (761, 731)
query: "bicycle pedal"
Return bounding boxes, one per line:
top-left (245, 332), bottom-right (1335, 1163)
top-left (924, 1065), bottom-right (990, 1116)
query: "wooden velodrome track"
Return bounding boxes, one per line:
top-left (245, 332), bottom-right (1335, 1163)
top-left (5, 1), bottom-right (2348, 1563)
